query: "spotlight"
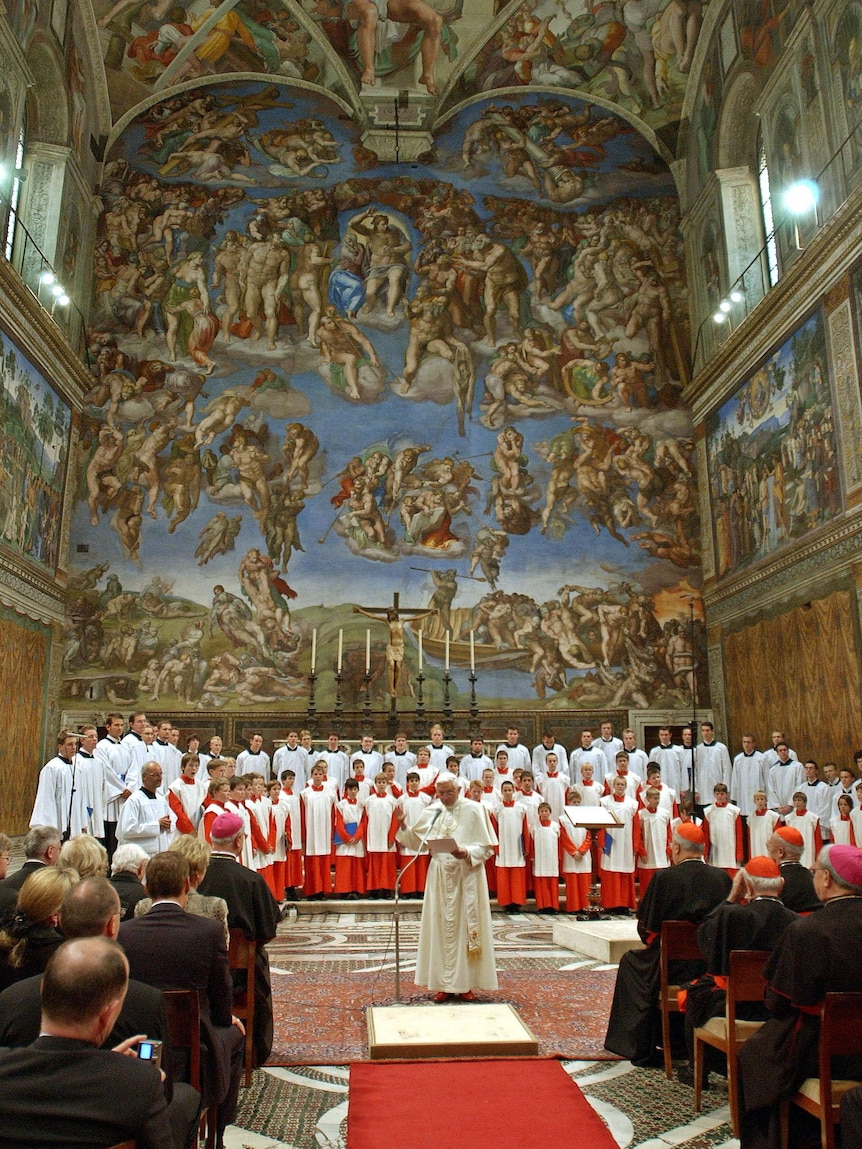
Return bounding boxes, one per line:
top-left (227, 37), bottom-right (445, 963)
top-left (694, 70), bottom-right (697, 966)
top-left (719, 300), bottom-right (732, 313)
top-left (729, 290), bottom-right (743, 303)
top-left (713, 311), bottom-right (726, 324)
top-left (51, 283), bottom-right (64, 297)
top-left (57, 293), bottom-right (70, 306)
top-left (40, 271), bottom-right (56, 286)
top-left (784, 179), bottom-right (819, 215)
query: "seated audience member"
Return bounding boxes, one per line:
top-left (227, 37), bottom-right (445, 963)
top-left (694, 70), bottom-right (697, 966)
top-left (110, 843), bottom-right (149, 920)
top-left (119, 851), bottom-right (243, 1149)
top-left (738, 845), bottom-right (862, 1149)
top-left (0, 835), bottom-right (10, 881)
top-left (58, 834), bottom-right (109, 878)
top-left (604, 824), bottom-right (732, 1066)
top-left (677, 856), bottom-right (797, 1088)
top-left (136, 834), bottom-right (229, 944)
top-left (0, 867), bottom-right (76, 991)
top-left (0, 937), bottom-right (176, 1149)
top-left (197, 811), bottom-right (280, 1068)
top-left (766, 826), bottom-right (821, 913)
top-left (0, 825), bottom-right (60, 916)
top-left (0, 877), bottom-right (200, 1148)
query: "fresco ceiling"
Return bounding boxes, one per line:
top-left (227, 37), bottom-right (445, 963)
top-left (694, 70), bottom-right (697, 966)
top-left (91, 0), bottom-right (702, 151)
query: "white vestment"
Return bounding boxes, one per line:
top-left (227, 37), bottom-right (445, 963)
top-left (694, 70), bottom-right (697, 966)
top-left (30, 756), bottom-right (89, 837)
top-left (397, 796), bottom-right (498, 993)
top-left (117, 787), bottom-right (171, 856)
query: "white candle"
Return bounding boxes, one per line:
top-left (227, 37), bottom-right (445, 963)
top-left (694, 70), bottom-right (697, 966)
top-left (337, 629), bottom-right (343, 673)
top-left (418, 629), bottom-right (423, 671)
top-left (365, 629), bottom-right (371, 672)
top-left (470, 630), bottom-right (475, 672)
top-left (445, 630), bottom-right (450, 671)
top-left (310, 628), bottom-right (317, 674)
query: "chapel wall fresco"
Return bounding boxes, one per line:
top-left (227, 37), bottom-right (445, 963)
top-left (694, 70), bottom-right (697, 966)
top-left (67, 81), bottom-right (707, 719)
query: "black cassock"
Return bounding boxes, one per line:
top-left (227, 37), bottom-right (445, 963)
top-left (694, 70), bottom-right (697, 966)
top-left (683, 897), bottom-right (797, 1061)
top-left (777, 861), bottom-right (820, 913)
top-left (198, 854), bottom-right (281, 1067)
top-left (603, 859), bottom-right (732, 1063)
top-left (738, 896), bottom-right (862, 1149)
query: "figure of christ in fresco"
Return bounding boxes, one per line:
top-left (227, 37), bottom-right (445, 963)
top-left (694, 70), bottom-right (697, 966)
top-left (317, 307), bottom-right (382, 399)
top-left (346, 0), bottom-right (446, 93)
top-left (352, 604), bottom-right (438, 697)
top-left (353, 208), bottom-right (412, 319)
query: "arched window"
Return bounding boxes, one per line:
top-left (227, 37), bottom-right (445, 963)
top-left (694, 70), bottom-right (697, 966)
top-left (757, 124), bottom-right (779, 288)
top-left (4, 120), bottom-right (26, 260)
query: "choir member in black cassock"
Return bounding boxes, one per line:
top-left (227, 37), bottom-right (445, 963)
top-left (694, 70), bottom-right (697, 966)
top-left (677, 856), bottom-right (797, 1086)
top-left (197, 812), bottom-right (281, 1068)
top-left (738, 845), bottom-right (862, 1149)
top-left (604, 823), bottom-right (732, 1066)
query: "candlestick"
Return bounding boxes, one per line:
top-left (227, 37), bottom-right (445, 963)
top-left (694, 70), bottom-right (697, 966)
top-left (444, 630), bottom-right (450, 671)
top-left (418, 628), bottom-right (423, 671)
top-left (310, 628), bottom-right (317, 674)
top-left (337, 629), bottom-right (343, 673)
top-left (469, 630), bottom-right (475, 672)
top-left (365, 629), bottom-right (371, 673)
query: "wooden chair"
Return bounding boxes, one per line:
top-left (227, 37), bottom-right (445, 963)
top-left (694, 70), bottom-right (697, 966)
top-left (659, 920), bottom-right (703, 1079)
top-left (780, 992), bottom-right (862, 1149)
top-left (693, 949), bottom-right (771, 1135)
top-left (229, 927), bottom-right (256, 1087)
top-left (163, 989), bottom-right (218, 1149)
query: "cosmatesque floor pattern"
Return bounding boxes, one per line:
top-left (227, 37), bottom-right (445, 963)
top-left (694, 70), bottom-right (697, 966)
top-left (226, 912), bottom-right (737, 1149)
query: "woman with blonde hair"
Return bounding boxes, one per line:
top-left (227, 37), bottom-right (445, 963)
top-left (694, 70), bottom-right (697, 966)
top-left (136, 834), bottom-right (229, 942)
top-left (58, 834), bottom-right (108, 878)
top-left (0, 867), bottom-right (77, 990)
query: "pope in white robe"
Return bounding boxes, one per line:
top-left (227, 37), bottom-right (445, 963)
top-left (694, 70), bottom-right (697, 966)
top-left (396, 777), bottom-right (498, 999)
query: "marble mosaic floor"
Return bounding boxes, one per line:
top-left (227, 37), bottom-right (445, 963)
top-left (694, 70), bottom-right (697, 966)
top-left (226, 912), bottom-right (738, 1149)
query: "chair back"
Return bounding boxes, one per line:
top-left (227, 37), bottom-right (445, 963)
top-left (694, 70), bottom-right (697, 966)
top-left (726, 949), bottom-right (770, 1027)
top-left (818, 992), bottom-right (862, 1083)
top-left (106, 1143), bottom-right (136, 1149)
top-left (228, 927), bottom-right (257, 1086)
top-left (162, 988), bottom-right (202, 1091)
top-left (659, 919), bottom-right (701, 985)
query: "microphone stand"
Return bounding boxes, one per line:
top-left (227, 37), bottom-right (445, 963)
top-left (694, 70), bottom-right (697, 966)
top-left (394, 805), bottom-right (443, 1002)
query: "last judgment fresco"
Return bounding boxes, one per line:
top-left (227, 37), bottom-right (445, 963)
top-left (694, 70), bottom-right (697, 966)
top-left (66, 81), bottom-right (706, 714)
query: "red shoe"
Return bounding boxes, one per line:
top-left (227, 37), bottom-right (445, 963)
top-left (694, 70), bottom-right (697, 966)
top-left (459, 991), bottom-right (476, 1002)
top-left (433, 991), bottom-right (451, 1003)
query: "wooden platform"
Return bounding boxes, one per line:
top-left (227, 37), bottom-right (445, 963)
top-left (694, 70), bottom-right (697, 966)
top-left (552, 918), bottom-right (645, 963)
top-left (367, 1003), bottom-right (539, 1059)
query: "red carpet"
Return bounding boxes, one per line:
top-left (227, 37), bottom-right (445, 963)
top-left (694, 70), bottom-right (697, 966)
top-left (347, 1059), bottom-right (618, 1149)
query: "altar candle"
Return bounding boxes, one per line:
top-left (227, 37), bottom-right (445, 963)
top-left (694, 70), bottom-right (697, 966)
top-left (337, 629), bottom-right (343, 673)
top-left (365, 629), bottom-right (371, 672)
top-left (445, 631), bottom-right (450, 671)
top-left (310, 628), bottom-right (317, 674)
top-left (470, 630), bottom-right (475, 672)
top-left (418, 629), bottom-right (423, 671)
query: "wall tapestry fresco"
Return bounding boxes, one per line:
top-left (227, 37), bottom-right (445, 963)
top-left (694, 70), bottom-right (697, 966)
top-left (68, 81), bottom-right (705, 716)
top-left (0, 328), bottom-right (71, 576)
top-left (706, 309), bottom-right (840, 580)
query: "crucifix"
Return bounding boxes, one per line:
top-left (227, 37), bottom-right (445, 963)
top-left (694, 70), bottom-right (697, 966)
top-left (353, 591), bottom-right (437, 702)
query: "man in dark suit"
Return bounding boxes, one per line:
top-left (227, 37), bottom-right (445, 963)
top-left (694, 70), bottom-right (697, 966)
top-left (0, 936), bottom-right (173, 1148)
top-left (197, 810), bottom-right (280, 1066)
top-left (119, 850), bottom-right (244, 1149)
top-left (0, 825), bottom-right (60, 917)
top-left (0, 876), bottom-right (200, 1148)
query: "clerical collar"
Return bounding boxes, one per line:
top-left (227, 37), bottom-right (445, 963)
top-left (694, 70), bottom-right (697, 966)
top-left (78, 751), bottom-right (94, 759)
top-left (742, 752), bottom-right (756, 757)
top-left (394, 751), bottom-right (408, 756)
top-left (210, 851), bottom-right (238, 861)
top-left (702, 740), bottom-right (715, 747)
top-left (471, 753), bottom-right (484, 758)
top-left (58, 756), bottom-right (73, 765)
top-left (601, 737), bottom-right (615, 744)
top-left (284, 745), bottom-right (298, 751)
top-left (129, 731), bottom-right (143, 741)
top-left (156, 739), bottom-right (168, 746)
top-left (107, 737), bottom-right (120, 744)
top-left (141, 787), bottom-right (158, 799)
